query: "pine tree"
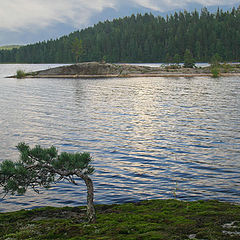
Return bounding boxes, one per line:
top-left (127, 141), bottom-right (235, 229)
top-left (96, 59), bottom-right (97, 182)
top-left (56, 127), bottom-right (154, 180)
top-left (0, 143), bottom-right (96, 223)
top-left (72, 38), bottom-right (83, 63)
top-left (183, 49), bottom-right (195, 68)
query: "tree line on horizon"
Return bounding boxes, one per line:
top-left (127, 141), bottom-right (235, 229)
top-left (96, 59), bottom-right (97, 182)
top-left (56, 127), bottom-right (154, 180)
top-left (0, 6), bottom-right (240, 64)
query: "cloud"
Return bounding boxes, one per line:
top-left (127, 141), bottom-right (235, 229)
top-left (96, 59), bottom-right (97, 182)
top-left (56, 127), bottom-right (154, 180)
top-left (131, 0), bottom-right (239, 12)
top-left (0, 0), bottom-right (239, 32)
top-left (0, 0), bottom-right (116, 31)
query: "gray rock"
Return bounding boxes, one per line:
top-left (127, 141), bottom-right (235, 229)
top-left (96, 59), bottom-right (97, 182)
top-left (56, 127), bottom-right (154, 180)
top-left (36, 62), bottom-right (157, 76)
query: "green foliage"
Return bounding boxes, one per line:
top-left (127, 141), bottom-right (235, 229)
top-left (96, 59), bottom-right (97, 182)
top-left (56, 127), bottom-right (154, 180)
top-left (210, 53), bottom-right (222, 78)
top-left (211, 67), bottom-right (220, 78)
top-left (72, 37), bottom-right (83, 63)
top-left (0, 6), bottom-right (240, 63)
top-left (16, 69), bottom-right (26, 79)
top-left (102, 55), bottom-right (108, 63)
top-left (173, 54), bottom-right (181, 64)
top-left (210, 53), bottom-right (222, 67)
top-left (210, 53), bottom-right (223, 77)
top-left (0, 143), bottom-right (94, 196)
top-left (0, 160), bottom-right (29, 195)
top-left (53, 152), bottom-right (94, 173)
top-left (221, 62), bottom-right (232, 73)
top-left (183, 49), bottom-right (195, 68)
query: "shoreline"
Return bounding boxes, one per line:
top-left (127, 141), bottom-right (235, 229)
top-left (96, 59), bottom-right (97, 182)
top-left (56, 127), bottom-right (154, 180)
top-left (1, 199), bottom-right (240, 239)
top-left (8, 72), bottom-right (240, 79)
top-left (7, 62), bottom-right (240, 79)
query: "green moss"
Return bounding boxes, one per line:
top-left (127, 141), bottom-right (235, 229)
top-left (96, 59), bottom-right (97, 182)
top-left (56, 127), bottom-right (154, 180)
top-left (1, 199), bottom-right (240, 240)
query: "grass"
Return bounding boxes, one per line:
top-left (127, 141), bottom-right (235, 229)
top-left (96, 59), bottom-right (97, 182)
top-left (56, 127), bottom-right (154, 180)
top-left (1, 199), bottom-right (240, 239)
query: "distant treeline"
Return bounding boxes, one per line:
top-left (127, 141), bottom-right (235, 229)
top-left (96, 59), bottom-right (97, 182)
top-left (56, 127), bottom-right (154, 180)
top-left (0, 45), bottom-right (21, 50)
top-left (0, 6), bottom-right (240, 63)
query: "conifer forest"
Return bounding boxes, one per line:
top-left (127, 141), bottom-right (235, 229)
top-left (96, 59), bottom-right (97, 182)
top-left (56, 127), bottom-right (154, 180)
top-left (0, 6), bottom-right (239, 63)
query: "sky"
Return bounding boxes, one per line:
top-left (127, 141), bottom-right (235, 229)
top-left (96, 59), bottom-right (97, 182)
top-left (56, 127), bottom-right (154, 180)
top-left (0, 0), bottom-right (239, 46)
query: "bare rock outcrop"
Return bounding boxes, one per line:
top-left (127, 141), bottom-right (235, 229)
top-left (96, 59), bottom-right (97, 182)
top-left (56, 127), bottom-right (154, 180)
top-left (8, 62), bottom-right (240, 78)
top-left (37, 62), bottom-right (156, 76)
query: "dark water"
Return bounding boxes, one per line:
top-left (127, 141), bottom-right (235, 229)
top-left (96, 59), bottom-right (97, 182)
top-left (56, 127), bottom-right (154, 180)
top-left (0, 64), bottom-right (240, 212)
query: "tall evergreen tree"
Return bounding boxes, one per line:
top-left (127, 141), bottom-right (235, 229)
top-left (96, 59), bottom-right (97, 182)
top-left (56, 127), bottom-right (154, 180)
top-left (184, 49), bottom-right (195, 68)
top-left (72, 38), bottom-right (83, 63)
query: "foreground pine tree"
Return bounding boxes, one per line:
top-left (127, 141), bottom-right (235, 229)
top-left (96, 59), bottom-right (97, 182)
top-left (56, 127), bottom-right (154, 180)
top-left (0, 143), bottom-right (96, 223)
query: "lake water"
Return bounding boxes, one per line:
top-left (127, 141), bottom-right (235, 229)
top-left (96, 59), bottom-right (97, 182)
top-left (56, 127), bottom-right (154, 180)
top-left (0, 64), bottom-right (240, 212)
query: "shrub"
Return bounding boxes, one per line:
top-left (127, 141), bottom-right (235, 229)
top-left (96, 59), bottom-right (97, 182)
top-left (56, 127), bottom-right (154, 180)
top-left (16, 70), bottom-right (26, 79)
top-left (211, 67), bottom-right (220, 78)
top-left (221, 63), bottom-right (232, 73)
top-left (210, 53), bottom-right (222, 67)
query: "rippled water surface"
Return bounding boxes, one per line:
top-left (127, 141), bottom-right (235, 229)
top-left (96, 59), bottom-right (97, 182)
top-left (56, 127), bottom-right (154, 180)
top-left (0, 64), bottom-right (240, 211)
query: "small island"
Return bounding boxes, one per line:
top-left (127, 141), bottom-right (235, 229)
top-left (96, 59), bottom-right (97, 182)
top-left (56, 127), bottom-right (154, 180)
top-left (9, 62), bottom-right (240, 79)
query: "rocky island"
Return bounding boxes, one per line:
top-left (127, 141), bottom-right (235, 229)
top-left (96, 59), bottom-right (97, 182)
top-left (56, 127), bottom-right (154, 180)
top-left (9, 62), bottom-right (240, 79)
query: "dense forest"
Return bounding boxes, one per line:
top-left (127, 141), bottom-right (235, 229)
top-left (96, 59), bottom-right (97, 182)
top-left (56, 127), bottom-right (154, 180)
top-left (0, 6), bottom-right (240, 63)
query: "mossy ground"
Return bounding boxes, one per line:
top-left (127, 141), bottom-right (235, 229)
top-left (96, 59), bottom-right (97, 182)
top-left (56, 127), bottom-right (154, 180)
top-left (1, 199), bottom-right (240, 239)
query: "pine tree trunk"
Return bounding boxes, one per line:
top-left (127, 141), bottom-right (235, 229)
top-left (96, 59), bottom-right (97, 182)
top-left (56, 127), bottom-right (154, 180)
top-left (79, 174), bottom-right (96, 223)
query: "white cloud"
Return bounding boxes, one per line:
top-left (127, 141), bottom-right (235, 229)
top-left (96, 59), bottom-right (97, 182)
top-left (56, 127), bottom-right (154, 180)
top-left (0, 0), bottom-right (239, 32)
top-left (132, 0), bottom-right (239, 12)
top-left (0, 0), bottom-right (116, 31)
top-left (131, 0), bottom-right (181, 11)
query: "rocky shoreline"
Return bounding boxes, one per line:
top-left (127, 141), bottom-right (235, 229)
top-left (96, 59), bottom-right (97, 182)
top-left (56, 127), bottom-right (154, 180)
top-left (9, 61), bottom-right (240, 78)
